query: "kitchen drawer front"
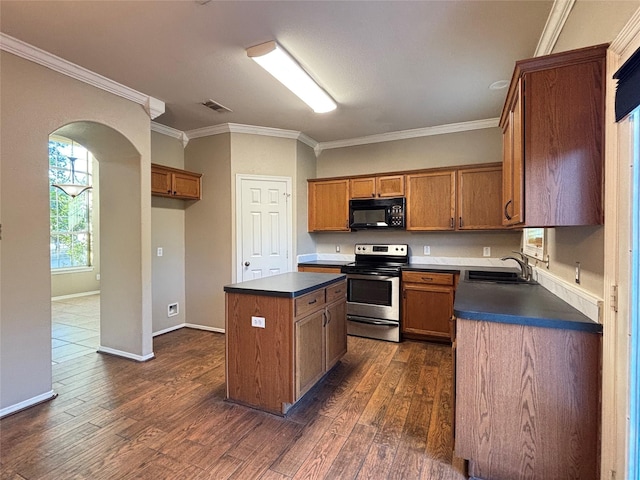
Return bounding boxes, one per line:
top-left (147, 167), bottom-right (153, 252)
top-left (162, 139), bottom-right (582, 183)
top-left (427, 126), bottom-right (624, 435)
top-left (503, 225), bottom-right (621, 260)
top-left (326, 281), bottom-right (347, 303)
top-left (295, 289), bottom-right (326, 317)
top-left (402, 271), bottom-right (454, 286)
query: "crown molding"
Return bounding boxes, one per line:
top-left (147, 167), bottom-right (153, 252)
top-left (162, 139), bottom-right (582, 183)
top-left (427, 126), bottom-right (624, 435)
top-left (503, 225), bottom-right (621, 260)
top-left (315, 118), bottom-right (500, 153)
top-left (534, 0), bottom-right (576, 57)
top-left (151, 122), bottom-right (189, 147)
top-left (185, 123), bottom-right (318, 150)
top-left (610, 6), bottom-right (640, 55)
top-left (0, 32), bottom-right (165, 119)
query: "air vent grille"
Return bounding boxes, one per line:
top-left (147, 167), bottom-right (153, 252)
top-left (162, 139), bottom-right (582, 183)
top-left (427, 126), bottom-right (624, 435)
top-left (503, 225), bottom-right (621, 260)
top-left (202, 99), bottom-right (232, 113)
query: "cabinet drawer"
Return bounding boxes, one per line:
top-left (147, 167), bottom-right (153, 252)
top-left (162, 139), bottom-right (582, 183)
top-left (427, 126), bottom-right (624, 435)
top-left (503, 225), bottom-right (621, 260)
top-left (326, 281), bottom-right (346, 303)
top-left (295, 289), bottom-right (326, 317)
top-left (402, 271), bottom-right (454, 286)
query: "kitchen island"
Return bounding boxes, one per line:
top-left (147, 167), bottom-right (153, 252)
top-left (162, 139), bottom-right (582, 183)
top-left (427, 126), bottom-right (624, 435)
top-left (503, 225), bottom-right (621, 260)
top-left (224, 272), bottom-right (347, 415)
top-left (453, 279), bottom-right (602, 480)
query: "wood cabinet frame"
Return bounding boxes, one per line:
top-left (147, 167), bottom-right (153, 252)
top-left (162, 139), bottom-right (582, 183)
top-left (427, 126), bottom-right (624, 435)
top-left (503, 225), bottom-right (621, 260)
top-left (151, 163), bottom-right (202, 200)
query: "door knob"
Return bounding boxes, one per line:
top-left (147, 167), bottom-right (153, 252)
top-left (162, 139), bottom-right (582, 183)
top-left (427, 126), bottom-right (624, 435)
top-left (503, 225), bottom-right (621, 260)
top-left (244, 261), bottom-right (250, 267)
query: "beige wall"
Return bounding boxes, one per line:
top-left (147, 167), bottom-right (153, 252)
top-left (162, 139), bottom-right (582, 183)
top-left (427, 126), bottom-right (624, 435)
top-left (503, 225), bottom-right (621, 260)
top-left (51, 156), bottom-right (101, 297)
top-left (184, 134), bottom-right (232, 331)
top-left (151, 132), bottom-right (186, 333)
top-left (0, 51), bottom-right (153, 413)
top-left (296, 141), bottom-right (317, 256)
top-left (314, 127), bottom-right (522, 260)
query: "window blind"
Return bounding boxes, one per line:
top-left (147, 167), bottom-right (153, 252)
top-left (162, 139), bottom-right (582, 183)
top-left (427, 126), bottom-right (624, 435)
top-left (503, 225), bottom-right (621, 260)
top-left (614, 46), bottom-right (640, 122)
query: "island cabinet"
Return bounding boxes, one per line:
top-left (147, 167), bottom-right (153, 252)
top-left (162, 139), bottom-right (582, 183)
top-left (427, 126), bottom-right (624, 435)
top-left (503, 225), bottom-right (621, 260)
top-left (500, 44), bottom-right (607, 227)
top-left (350, 174), bottom-right (405, 199)
top-left (225, 273), bottom-right (346, 415)
top-left (297, 265), bottom-right (343, 274)
top-left (151, 163), bottom-right (202, 200)
top-left (308, 179), bottom-right (350, 231)
top-left (401, 271), bottom-right (456, 342)
top-left (455, 318), bottom-right (601, 480)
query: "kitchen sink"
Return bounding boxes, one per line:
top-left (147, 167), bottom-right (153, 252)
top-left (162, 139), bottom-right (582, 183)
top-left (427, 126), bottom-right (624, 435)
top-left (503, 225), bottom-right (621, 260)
top-left (465, 270), bottom-right (536, 284)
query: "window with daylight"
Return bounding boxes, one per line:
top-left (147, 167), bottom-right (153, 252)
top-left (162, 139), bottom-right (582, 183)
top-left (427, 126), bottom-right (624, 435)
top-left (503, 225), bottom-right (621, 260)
top-left (49, 136), bottom-right (93, 270)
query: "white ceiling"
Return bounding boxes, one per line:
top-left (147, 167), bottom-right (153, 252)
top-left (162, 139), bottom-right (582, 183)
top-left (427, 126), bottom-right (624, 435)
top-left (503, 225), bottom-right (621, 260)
top-left (0, 1), bottom-right (559, 143)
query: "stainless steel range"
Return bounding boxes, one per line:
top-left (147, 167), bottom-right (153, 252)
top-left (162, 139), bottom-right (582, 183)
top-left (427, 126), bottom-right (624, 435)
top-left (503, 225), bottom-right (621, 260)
top-left (340, 244), bottom-right (408, 342)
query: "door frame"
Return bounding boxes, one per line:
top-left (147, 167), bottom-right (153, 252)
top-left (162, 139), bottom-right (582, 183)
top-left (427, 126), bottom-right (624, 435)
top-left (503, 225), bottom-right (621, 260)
top-left (234, 174), bottom-right (293, 283)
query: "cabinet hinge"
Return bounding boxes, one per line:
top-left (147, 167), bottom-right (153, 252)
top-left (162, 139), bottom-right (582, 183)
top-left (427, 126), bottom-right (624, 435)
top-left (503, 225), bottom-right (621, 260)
top-left (610, 285), bottom-right (618, 312)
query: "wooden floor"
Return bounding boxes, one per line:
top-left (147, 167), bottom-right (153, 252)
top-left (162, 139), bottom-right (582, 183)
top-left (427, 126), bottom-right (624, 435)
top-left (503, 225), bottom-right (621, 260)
top-left (1, 327), bottom-right (466, 479)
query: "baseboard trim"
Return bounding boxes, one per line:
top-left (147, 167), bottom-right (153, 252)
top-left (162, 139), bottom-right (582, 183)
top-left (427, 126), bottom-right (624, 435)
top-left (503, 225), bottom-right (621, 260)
top-left (97, 346), bottom-right (155, 362)
top-left (51, 290), bottom-right (100, 301)
top-left (152, 324), bottom-right (184, 337)
top-left (0, 390), bottom-right (57, 418)
top-left (534, 268), bottom-right (603, 323)
top-left (184, 323), bottom-right (225, 334)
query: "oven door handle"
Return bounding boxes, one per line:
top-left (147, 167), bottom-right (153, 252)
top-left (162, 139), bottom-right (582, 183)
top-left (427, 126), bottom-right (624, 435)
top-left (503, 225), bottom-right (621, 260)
top-left (345, 273), bottom-right (398, 280)
top-left (347, 315), bottom-right (399, 326)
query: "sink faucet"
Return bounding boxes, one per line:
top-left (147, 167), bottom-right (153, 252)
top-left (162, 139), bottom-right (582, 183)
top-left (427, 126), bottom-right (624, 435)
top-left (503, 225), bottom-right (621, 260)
top-left (500, 252), bottom-right (532, 281)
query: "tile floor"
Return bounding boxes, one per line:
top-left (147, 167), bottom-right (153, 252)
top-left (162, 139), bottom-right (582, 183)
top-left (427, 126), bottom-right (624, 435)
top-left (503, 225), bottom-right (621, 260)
top-left (51, 294), bottom-right (100, 365)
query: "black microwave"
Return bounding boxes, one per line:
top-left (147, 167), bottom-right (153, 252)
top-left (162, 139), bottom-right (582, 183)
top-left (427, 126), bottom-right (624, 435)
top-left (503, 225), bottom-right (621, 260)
top-left (349, 197), bottom-right (406, 230)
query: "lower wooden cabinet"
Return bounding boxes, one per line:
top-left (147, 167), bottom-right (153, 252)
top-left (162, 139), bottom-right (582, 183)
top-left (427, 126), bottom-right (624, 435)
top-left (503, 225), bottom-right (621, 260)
top-left (295, 283), bottom-right (347, 399)
top-left (401, 271), bottom-right (455, 342)
top-left (455, 318), bottom-right (600, 480)
top-left (297, 265), bottom-right (343, 274)
top-left (151, 163), bottom-right (202, 200)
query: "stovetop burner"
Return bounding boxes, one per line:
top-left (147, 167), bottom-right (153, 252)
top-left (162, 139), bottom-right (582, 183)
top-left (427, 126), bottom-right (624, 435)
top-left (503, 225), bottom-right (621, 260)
top-left (341, 244), bottom-right (409, 276)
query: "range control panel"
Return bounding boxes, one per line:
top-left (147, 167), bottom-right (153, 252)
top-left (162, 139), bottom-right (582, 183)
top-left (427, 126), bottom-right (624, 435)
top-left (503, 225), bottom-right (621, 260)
top-left (354, 244), bottom-right (408, 257)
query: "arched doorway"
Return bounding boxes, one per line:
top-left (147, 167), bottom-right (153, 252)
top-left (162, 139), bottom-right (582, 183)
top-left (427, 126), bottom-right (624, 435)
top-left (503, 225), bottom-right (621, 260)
top-left (52, 121), bottom-right (153, 362)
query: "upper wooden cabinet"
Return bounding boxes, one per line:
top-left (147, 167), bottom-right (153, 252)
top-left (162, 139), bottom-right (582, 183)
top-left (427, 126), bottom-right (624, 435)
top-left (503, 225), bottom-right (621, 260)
top-left (151, 163), bottom-right (202, 200)
top-left (406, 171), bottom-right (456, 231)
top-left (350, 174), bottom-right (405, 199)
top-left (308, 179), bottom-right (350, 232)
top-left (457, 165), bottom-right (503, 230)
top-left (500, 44), bottom-right (607, 227)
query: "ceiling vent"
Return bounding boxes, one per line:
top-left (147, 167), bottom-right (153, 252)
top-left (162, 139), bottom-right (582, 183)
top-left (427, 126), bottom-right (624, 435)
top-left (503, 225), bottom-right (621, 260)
top-left (202, 99), bottom-right (232, 113)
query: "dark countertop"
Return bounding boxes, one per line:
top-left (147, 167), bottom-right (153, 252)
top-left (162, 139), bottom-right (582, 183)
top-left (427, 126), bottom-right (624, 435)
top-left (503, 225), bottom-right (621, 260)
top-left (224, 272), bottom-right (346, 298)
top-left (454, 280), bottom-right (602, 334)
top-left (297, 260), bottom-right (351, 268)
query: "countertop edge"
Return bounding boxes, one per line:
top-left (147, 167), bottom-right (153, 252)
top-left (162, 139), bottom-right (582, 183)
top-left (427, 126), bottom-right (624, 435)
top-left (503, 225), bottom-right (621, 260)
top-left (224, 273), bottom-right (346, 298)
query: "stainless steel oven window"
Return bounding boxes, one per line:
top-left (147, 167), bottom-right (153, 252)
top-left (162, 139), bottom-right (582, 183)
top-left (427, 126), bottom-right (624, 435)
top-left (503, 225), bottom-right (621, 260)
top-left (347, 277), bottom-right (392, 306)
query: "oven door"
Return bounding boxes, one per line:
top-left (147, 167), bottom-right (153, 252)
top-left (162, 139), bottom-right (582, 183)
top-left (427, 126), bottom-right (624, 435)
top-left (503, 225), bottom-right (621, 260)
top-left (345, 273), bottom-right (399, 321)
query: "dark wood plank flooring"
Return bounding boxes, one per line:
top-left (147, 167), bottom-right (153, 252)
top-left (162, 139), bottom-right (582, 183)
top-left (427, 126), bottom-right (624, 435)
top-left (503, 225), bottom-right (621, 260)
top-left (0, 329), bottom-right (466, 479)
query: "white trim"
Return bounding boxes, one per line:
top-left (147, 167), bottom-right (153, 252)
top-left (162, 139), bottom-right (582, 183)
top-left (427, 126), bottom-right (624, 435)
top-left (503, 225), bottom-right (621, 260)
top-left (51, 266), bottom-right (94, 276)
top-left (152, 324), bottom-right (184, 337)
top-left (97, 346), bottom-right (155, 362)
top-left (315, 118), bottom-right (500, 153)
top-left (534, 0), bottom-right (576, 57)
top-left (51, 290), bottom-right (100, 301)
top-left (235, 174), bottom-right (294, 284)
top-left (610, 7), bottom-right (640, 55)
top-left (185, 123), bottom-right (318, 150)
top-left (0, 390), bottom-right (56, 418)
top-left (533, 268), bottom-right (602, 323)
top-left (151, 122), bottom-right (189, 148)
top-left (185, 323), bottom-right (225, 334)
top-left (0, 33), bottom-right (165, 119)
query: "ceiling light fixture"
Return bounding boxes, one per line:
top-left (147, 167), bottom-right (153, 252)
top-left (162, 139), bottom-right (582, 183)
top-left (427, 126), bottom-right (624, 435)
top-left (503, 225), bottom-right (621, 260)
top-left (246, 41), bottom-right (336, 113)
top-left (489, 80), bottom-right (509, 90)
top-left (51, 140), bottom-right (92, 198)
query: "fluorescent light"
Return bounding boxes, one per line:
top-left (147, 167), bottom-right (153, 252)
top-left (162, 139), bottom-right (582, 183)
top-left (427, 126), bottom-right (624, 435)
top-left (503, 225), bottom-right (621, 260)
top-left (247, 41), bottom-right (336, 113)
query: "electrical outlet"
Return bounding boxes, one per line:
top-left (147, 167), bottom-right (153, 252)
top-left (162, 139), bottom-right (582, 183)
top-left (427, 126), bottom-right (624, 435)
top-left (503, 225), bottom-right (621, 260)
top-left (575, 262), bottom-right (581, 284)
top-left (96, 273), bottom-right (100, 281)
top-left (336, 245), bottom-right (340, 252)
top-left (251, 316), bottom-right (266, 328)
top-left (157, 247), bottom-right (163, 257)
top-left (483, 247), bottom-right (491, 257)
top-left (423, 246), bottom-right (431, 255)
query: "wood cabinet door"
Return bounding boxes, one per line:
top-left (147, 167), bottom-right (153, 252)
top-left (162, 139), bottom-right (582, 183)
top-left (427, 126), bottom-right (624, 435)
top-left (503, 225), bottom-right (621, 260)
top-left (325, 299), bottom-right (347, 371)
top-left (173, 171), bottom-right (201, 199)
top-left (151, 166), bottom-right (172, 195)
top-left (502, 81), bottom-right (524, 226)
top-left (406, 171), bottom-right (456, 230)
top-left (376, 175), bottom-right (405, 197)
top-left (350, 177), bottom-right (376, 198)
top-left (295, 311), bottom-right (325, 400)
top-left (402, 283), bottom-right (453, 340)
top-left (457, 166), bottom-right (503, 230)
top-left (308, 179), bottom-right (350, 231)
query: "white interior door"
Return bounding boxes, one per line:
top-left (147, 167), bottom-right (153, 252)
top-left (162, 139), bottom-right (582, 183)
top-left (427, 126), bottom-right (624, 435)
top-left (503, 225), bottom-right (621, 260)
top-left (237, 175), bottom-right (292, 281)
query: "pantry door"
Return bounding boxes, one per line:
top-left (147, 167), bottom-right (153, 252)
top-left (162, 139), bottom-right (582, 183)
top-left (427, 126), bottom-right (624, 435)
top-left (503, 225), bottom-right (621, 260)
top-left (236, 175), bottom-right (292, 282)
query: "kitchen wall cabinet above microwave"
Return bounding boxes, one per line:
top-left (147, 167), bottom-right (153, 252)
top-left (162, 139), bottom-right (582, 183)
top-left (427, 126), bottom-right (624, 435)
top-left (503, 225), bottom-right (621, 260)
top-left (500, 44), bottom-right (607, 227)
top-left (350, 174), bottom-right (405, 199)
top-left (151, 163), bottom-right (202, 200)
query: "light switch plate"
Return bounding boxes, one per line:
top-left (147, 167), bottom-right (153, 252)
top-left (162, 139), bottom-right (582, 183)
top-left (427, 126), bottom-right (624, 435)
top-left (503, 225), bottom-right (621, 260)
top-left (157, 247), bottom-right (163, 257)
top-left (423, 246), bottom-right (431, 255)
top-left (483, 247), bottom-right (491, 257)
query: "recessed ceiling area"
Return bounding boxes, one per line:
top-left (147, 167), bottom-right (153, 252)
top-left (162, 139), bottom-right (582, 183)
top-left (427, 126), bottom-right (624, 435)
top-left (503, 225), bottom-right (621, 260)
top-left (0, 1), bottom-right (634, 143)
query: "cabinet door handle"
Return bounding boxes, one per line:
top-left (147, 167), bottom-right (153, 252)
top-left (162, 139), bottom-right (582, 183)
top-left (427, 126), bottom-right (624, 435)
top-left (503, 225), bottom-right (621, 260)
top-left (504, 200), bottom-right (512, 220)
top-left (422, 277), bottom-right (434, 282)
top-left (167, 189), bottom-right (171, 194)
top-left (459, 217), bottom-right (463, 228)
top-left (308, 299), bottom-right (317, 305)
top-left (450, 217), bottom-right (454, 229)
